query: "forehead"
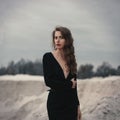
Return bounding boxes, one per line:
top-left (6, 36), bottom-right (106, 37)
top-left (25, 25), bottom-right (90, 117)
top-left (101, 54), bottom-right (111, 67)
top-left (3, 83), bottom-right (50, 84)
top-left (54, 31), bottom-right (62, 36)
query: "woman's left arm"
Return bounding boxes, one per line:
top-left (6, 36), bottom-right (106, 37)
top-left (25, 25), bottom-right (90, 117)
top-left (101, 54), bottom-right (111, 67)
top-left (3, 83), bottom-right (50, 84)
top-left (74, 74), bottom-right (81, 120)
top-left (74, 74), bottom-right (80, 105)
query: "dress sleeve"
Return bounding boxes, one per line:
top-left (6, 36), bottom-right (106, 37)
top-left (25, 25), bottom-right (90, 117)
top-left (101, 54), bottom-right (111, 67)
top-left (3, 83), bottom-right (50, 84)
top-left (75, 84), bottom-right (80, 105)
top-left (74, 74), bottom-right (80, 105)
top-left (42, 53), bottom-right (73, 90)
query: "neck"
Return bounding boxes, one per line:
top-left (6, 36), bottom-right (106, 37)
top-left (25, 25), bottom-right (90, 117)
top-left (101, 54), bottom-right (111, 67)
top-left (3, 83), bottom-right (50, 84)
top-left (55, 49), bottom-right (64, 58)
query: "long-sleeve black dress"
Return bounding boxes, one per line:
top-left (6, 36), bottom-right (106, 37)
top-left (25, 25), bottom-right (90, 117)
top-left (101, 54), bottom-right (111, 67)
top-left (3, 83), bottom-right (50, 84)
top-left (43, 52), bottom-right (80, 120)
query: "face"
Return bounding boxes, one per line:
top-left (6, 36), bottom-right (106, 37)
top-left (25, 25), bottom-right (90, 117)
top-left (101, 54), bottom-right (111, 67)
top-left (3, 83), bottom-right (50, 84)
top-left (54, 31), bottom-right (65, 50)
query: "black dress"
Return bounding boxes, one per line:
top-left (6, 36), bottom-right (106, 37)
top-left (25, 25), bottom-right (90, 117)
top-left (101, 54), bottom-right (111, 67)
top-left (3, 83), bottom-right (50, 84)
top-left (43, 52), bottom-right (80, 120)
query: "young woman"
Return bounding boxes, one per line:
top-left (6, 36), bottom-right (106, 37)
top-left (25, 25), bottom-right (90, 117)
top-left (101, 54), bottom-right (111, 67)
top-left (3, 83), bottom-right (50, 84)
top-left (43, 26), bottom-right (81, 120)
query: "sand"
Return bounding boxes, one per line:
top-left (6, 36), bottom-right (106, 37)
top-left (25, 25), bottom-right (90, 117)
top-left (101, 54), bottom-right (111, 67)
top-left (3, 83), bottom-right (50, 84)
top-left (0, 74), bottom-right (120, 120)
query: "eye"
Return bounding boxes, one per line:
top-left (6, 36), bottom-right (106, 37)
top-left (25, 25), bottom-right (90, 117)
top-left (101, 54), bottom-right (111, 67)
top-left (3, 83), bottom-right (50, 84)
top-left (54, 36), bottom-right (58, 39)
top-left (54, 36), bottom-right (64, 39)
top-left (59, 36), bottom-right (64, 39)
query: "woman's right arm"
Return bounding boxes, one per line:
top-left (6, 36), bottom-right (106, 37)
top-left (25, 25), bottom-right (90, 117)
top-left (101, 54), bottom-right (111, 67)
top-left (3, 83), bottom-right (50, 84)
top-left (43, 53), bottom-right (73, 90)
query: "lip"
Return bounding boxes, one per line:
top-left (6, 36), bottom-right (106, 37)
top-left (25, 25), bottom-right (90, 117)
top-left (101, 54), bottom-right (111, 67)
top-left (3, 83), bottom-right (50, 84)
top-left (56, 44), bottom-right (61, 46)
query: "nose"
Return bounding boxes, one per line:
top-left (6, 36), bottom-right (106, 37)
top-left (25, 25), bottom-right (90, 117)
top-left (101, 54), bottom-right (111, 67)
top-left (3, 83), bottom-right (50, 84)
top-left (56, 40), bottom-right (60, 44)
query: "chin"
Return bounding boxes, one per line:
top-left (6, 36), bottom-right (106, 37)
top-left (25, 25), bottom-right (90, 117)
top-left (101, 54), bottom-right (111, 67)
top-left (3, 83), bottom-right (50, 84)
top-left (56, 48), bottom-right (64, 50)
top-left (56, 47), bottom-right (63, 50)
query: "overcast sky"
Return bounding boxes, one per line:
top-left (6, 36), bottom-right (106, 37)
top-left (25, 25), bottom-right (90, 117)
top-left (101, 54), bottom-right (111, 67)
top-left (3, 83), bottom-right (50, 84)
top-left (0, 0), bottom-right (120, 69)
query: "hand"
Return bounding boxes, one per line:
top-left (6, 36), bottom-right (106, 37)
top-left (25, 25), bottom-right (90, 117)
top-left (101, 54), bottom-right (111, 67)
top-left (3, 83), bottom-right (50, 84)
top-left (77, 106), bottom-right (81, 120)
top-left (71, 78), bottom-right (77, 88)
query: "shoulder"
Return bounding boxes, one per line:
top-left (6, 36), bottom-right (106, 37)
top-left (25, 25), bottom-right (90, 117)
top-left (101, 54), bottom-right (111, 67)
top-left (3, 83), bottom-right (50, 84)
top-left (42, 52), bottom-right (53, 62)
top-left (42, 52), bottom-right (54, 66)
top-left (43, 52), bottom-right (52, 59)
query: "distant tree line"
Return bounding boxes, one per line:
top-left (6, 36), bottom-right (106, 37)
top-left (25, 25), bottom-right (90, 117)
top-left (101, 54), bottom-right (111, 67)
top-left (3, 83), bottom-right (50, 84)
top-left (77, 62), bottom-right (120, 79)
top-left (0, 58), bottom-right (43, 76)
top-left (0, 59), bottom-right (120, 79)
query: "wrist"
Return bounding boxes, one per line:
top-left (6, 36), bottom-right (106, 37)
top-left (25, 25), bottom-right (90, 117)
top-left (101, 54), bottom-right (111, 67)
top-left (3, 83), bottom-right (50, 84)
top-left (71, 80), bottom-right (76, 88)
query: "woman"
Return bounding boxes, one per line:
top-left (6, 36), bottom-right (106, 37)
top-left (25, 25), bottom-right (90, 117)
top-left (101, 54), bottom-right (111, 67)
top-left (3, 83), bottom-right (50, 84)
top-left (43, 26), bottom-right (81, 120)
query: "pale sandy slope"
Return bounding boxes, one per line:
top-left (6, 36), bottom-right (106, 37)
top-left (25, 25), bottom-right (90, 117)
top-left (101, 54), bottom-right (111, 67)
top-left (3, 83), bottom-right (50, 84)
top-left (0, 75), bottom-right (120, 120)
top-left (78, 76), bottom-right (120, 120)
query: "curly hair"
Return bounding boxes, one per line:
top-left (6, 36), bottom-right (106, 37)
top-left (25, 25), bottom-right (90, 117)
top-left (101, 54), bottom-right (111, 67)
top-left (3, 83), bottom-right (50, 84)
top-left (52, 26), bottom-right (77, 74)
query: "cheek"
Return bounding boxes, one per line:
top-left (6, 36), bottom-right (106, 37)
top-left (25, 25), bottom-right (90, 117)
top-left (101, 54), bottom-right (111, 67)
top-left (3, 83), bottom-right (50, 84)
top-left (61, 39), bottom-right (66, 45)
top-left (54, 39), bottom-right (56, 44)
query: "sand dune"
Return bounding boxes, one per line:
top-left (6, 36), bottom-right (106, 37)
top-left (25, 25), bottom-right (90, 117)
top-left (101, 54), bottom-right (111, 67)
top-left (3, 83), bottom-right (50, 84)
top-left (78, 76), bottom-right (120, 120)
top-left (0, 74), bottom-right (120, 120)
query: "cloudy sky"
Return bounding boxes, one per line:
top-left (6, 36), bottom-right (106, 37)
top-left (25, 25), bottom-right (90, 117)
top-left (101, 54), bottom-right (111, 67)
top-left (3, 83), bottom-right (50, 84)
top-left (0, 0), bottom-right (120, 69)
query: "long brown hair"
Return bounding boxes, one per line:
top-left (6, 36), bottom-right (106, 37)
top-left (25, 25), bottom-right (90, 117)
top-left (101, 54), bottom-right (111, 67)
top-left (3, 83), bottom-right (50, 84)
top-left (52, 26), bottom-right (77, 74)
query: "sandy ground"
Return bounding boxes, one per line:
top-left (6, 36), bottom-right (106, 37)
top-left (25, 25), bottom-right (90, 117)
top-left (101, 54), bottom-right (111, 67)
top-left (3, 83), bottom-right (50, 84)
top-left (0, 74), bottom-right (120, 120)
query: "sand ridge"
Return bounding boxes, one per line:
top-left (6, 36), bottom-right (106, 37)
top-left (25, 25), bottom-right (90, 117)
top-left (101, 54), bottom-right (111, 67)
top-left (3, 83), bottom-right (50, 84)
top-left (0, 75), bottom-right (120, 120)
